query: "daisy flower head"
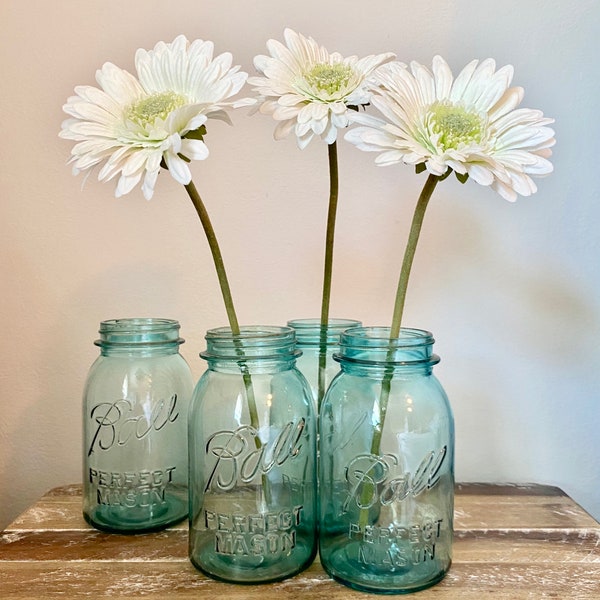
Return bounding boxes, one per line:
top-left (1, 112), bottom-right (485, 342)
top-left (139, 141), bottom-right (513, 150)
top-left (60, 35), bottom-right (252, 200)
top-left (345, 56), bottom-right (555, 201)
top-left (249, 28), bottom-right (395, 149)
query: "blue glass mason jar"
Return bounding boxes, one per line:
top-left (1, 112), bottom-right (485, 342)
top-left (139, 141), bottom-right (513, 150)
top-left (287, 318), bottom-right (361, 410)
top-left (82, 318), bottom-right (193, 533)
top-left (319, 327), bottom-right (454, 594)
top-left (188, 326), bottom-right (318, 583)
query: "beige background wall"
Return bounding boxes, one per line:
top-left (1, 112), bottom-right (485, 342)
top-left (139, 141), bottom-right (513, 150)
top-left (1, 0), bottom-right (599, 529)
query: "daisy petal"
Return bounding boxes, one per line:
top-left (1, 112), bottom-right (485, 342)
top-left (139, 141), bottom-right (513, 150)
top-left (60, 35), bottom-right (249, 198)
top-left (250, 28), bottom-right (394, 148)
top-left (346, 55), bottom-right (555, 200)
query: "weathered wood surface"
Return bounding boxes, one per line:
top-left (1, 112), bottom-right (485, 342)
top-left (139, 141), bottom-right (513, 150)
top-left (1, 483), bottom-right (599, 598)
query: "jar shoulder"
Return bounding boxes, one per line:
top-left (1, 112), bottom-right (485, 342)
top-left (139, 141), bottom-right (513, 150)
top-left (84, 354), bottom-right (193, 398)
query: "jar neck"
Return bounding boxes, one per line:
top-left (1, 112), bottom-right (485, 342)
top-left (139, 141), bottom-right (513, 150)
top-left (95, 318), bottom-right (184, 357)
top-left (200, 326), bottom-right (301, 370)
top-left (335, 326), bottom-right (439, 375)
top-left (287, 318), bottom-right (362, 347)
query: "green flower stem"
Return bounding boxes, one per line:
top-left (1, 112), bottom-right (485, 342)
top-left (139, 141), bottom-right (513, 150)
top-left (389, 173), bottom-right (440, 339)
top-left (372, 172), bottom-right (439, 454)
top-left (317, 141), bottom-right (339, 409)
top-left (183, 180), bottom-right (260, 433)
top-left (358, 172), bottom-right (439, 528)
top-left (184, 180), bottom-right (240, 335)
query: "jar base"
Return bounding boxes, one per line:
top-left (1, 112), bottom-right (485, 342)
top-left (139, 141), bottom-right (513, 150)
top-left (326, 567), bottom-right (449, 595)
top-left (321, 539), bottom-right (451, 594)
top-left (84, 493), bottom-right (187, 534)
top-left (189, 537), bottom-right (317, 584)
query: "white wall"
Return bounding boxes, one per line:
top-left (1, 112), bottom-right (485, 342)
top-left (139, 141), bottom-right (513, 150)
top-left (1, 0), bottom-right (599, 529)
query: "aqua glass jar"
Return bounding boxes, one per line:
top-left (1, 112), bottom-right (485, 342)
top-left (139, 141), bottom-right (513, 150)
top-left (82, 318), bottom-right (193, 533)
top-left (319, 327), bottom-right (454, 594)
top-left (287, 318), bottom-right (361, 410)
top-left (188, 326), bottom-right (317, 583)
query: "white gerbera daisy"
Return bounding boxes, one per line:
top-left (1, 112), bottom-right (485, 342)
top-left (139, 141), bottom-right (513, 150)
top-left (346, 56), bottom-right (555, 201)
top-left (249, 28), bottom-right (394, 149)
top-left (60, 35), bottom-right (251, 199)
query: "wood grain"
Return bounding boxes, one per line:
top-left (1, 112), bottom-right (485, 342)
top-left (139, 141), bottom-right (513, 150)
top-left (1, 484), bottom-right (599, 598)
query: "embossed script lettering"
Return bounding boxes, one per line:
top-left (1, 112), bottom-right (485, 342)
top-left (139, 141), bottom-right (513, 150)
top-left (343, 446), bottom-right (447, 511)
top-left (87, 394), bottom-right (179, 456)
top-left (204, 420), bottom-right (306, 492)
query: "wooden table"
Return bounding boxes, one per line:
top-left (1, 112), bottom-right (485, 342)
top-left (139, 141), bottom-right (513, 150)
top-left (1, 484), bottom-right (599, 598)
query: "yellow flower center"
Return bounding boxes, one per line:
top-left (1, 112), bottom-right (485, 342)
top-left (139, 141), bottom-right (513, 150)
top-left (127, 92), bottom-right (186, 126)
top-left (430, 101), bottom-right (483, 150)
top-left (303, 63), bottom-right (354, 95)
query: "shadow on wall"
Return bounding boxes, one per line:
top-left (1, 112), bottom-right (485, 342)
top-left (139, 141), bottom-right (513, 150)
top-left (417, 200), bottom-right (600, 518)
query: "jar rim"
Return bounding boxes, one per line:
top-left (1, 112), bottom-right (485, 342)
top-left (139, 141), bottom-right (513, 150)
top-left (100, 317), bottom-right (180, 330)
top-left (287, 318), bottom-right (362, 345)
top-left (336, 326), bottom-right (438, 367)
top-left (205, 325), bottom-right (294, 341)
top-left (201, 325), bottom-right (300, 361)
top-left (340, 326), bottom-right (434, 348)
top-left (95, 318), bottom-right (183, 347)
top-left (287, 318), bottom-right (362, 329)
